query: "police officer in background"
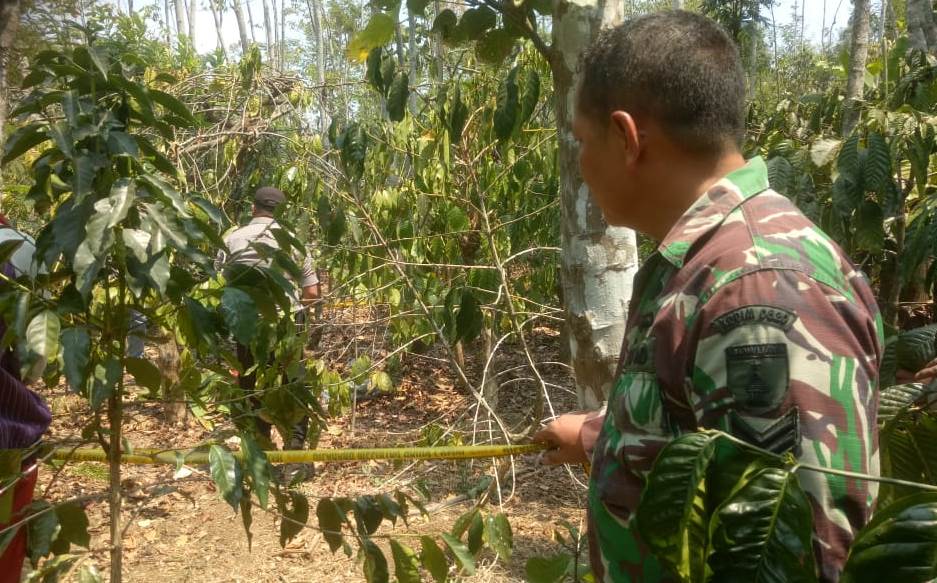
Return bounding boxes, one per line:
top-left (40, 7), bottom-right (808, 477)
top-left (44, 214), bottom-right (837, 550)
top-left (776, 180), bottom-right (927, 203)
top-left (533, 12), bottom-right (882, 582)
top-left (216, 187), bottom-right (320, 459)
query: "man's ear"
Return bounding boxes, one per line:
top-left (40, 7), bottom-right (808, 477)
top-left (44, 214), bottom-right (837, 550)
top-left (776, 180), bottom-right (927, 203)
top-left (610, 111), bottom-right (641, 165)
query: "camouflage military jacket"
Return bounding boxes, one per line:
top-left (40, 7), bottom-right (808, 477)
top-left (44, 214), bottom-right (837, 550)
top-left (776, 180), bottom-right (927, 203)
top-left (586, 157), bottom-right (883, 582)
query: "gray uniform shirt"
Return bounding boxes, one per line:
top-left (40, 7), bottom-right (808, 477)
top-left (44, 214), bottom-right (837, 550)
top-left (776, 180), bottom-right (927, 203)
top-left (215, 217), bottom-right (319, 310)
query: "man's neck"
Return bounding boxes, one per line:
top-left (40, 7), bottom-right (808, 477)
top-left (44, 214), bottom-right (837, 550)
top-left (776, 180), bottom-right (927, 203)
top-left (641, 150), bottom-right (747, 241)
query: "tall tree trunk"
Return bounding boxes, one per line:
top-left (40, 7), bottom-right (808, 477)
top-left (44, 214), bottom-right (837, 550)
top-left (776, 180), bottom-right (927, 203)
top-left (271, 0), bottom-right (280, 68)
top-left (187, 0), bottom-right (196, 44)
top-left (0, 0), bottom-right (21, 213)
top-left (552, 0), bottom-right (637, 408)
top-left (394, 16), bottom-right (405, 67)
top-left (173, 0), bottom-right (186, 40)
top-left (233, 0), bottom-right (250, 53)
top-left (263, 0), bottom-right (275, 63)
top-left (908, 0), bottom-right (937, 54)
top-left (209, 0), bottom-right (229, 62)
top-left (306, 0), bottom-right (329, 131)
top-left (843, 0), bottom-right (870, 137)
top-left (163, 0), bottom-right (173, 45)
top-left (246, 0), bottom-right (257, 44)
top-left (280, 0), bottom-right (288, 68)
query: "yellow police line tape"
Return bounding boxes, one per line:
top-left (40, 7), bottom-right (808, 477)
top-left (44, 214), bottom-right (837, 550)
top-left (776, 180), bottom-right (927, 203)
top-left (49, 443), bottom-right (550, 466)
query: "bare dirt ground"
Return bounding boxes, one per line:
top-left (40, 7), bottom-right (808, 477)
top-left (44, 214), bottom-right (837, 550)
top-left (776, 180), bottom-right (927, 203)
top-left (36, 317), bottom-right (588, 582)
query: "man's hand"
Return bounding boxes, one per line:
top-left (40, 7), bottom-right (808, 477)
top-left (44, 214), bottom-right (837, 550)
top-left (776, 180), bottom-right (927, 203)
top-left (897, 356), bottom-right (937, 383)
top-left (533, 413), bottom-right (591, 465)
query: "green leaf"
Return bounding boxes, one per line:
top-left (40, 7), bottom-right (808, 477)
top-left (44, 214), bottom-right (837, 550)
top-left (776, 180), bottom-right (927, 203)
top-left (370, 370), bottom-right (393, 392)
top-left (137, 174), bottom-right (188, 218)
top-left (27, 501), bottom-right (58, 566)
top-left (150, 89), bottom-right (197, 126)
top-left (406, 0), bottom-right (431, 16)
top-left (420, 535), bottom-right (448, 582)
top-left (476, 28), bottom-right (515, 64)
top-left (767, 156), bottom-right (795, 195)
top-left (709, 465), bottom-right (818, 582)
top-left (441, 532), bottom-right (475, 575)
top-left (635, 431), bottom-right (720, 581)
top-left (525, 555), bottom-right (571, 583)
top-left (89, 357), bottom-right (121, 410)
top-left (387, 72), bottom-right (409, 122)
top-left (107, 131), bottom-right (139, 158)
top-left (107, 179), bottom-right (136, 228)
top-left (494, 67), bottom-right (519, 142)
top-left (347, 13), bottom-right (396, 62)
top-left (855, 200), bottom-right (884, 252)
top-left (279, 490), bottom-right (309, 547)
top-left (61, 327), bottom-right (91, 393)
top-left (483, 513), bottom-right (512, 560)
top-left (317, 498), bottom-right (346, 553)
top-left (466, 512), bottom-right (484, 555)
top-left (2, 123), bottom-right (49, 164)
top-left (865, 133), bottom-right (891, 194)
top-left (363, 539), bottom-right (390, 583)
top-left (26, 310), bottom-right (60, 374)
top-left (897, 325), bottom-right (937, 372)
top-left (432, 10), bottom-right (458, 42)
top-left (366, 47), bottom-right (385, 94)
top-left (457, 6), bottom-right (496, 41)
top-left (355, 496), bottom-right (385, 535)
top-left (135, 135), bottom-right (177, 177)
top-left (519, 69), bottom-right (541, 127)
top-left (208, 445), bottom-right (243, 511)
top-left (125, 357), bottom-right (161, 394)
top-left (220, 287), bottom-right (258, 344)
top-left (122, 229), bottom-right (151, 263)
top-left (241, 433), bottom-right (271, 509)
top-left (447, 86), bottom-right (469, 143)
top-left (452, 508), bottom-right (478, 539)
top-left (54, 502), bottom-right (90, 549)
top-left (880, 383), bottom-right (937, 427)
top-left (841, 492), bottom-right (937, 583)
top-left (391, 539), bottom-right (421, 583)
top-left (455, 290), bottom-right (483, 344)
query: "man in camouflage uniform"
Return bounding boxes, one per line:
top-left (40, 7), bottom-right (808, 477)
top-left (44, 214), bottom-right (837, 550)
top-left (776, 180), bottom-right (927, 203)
top-left (534, 11), bottom-right (882, 583)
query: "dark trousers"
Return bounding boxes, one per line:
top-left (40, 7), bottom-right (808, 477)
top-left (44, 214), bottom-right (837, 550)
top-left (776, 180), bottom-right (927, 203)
top-left (236, 342), bottom-right (309, 449)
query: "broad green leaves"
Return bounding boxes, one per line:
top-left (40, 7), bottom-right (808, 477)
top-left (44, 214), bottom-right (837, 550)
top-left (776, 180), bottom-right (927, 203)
top-left (26, 310), bottom-right (60, 377)
top-left (208, 445), bottom-right (242, 511)
top-left (896, 325), bottom-right (937, 372)
top-left (347, 13), bottom-right (396, 62)
top-left (708, 466), bottom-right (818, 582)
top-left (636, 432), bottom-right (720, 581)
top-left (390, 539), bottom-right (421, 583)
top-left (220, 287), bottom-right (258, 344)
top-left (842, 493), bottom-right (937, 583)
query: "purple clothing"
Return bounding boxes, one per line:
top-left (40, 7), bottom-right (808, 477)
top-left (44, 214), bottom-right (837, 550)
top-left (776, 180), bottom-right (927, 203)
top-left (0, 262), bottom-right (50, 450)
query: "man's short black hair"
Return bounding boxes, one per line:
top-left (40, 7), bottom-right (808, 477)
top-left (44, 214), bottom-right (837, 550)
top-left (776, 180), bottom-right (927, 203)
top-left (578, 10), bottom-right (746, 154)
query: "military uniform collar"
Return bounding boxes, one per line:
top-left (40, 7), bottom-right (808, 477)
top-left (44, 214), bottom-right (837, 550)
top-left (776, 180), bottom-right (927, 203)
top-left (657, 156), bottom-right (770, 268)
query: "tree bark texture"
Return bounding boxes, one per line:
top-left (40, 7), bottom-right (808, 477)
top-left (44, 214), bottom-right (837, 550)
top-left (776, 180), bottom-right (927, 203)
top-left (552, 0), bottom-right (637, 408)
top-left (263, 0), bottom-right (275, 63)
top-left (0, 0), bottom-right (21, 211)
top-left (842, 0), bottom-right (870, 137)
top-left (907, 0), bottom-right (937, 54)
top-left (209, 0), bottom-right (229, 62)
top-left (187, 0), bottom-right (196, 43)
top-left (233, 0), bottom-right (251, 54)
top-left (173, 0), bottom-right (186, 40)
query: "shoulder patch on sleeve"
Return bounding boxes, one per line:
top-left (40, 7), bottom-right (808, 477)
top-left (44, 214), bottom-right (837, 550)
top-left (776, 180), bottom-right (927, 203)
top-left (711, 305), bottom-right (797, 334)
top-left (725, 343), bottom-right (789, 414)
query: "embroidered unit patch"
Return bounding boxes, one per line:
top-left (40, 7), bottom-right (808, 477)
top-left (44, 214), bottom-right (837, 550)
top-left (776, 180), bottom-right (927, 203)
top-left (725, 343), bottom-right (790, 414)
top-left (711, 305), bottom-right (797, 334)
